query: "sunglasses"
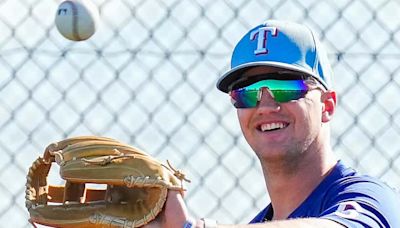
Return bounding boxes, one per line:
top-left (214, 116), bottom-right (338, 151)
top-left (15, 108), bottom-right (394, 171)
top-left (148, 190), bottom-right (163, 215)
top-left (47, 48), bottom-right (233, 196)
top-left (229, 79), bottom-right (310, 108)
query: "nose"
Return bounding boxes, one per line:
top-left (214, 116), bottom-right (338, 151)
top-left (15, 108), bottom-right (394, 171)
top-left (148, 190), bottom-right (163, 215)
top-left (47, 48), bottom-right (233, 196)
top-left (257, 87), bottom-right (281, 111)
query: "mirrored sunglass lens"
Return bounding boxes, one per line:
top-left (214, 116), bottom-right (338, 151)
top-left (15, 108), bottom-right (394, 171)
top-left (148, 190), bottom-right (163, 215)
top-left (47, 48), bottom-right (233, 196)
top-left (230, 80), bottom-right (310, 108)
top-left (230, 89), bottom-right (259, 108)
top-left (248, 80), bottom-right (308, 90)
top-left (271, 90), bottom-right (308, 102)
top-left (244, 80), bottom-right (308, 104)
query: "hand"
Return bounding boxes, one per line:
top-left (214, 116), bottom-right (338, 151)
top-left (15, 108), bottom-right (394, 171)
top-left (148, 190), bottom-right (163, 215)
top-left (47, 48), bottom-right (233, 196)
top-left (142, 190), bottom-right (190, 228)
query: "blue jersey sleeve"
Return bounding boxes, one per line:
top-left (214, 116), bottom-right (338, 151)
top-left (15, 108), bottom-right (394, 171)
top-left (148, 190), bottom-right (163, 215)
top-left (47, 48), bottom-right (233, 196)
top-left (319, 176), bottom-right (400, 228)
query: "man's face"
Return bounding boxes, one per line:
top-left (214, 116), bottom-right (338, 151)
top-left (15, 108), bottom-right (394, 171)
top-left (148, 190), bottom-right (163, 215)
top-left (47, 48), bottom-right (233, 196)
top-left (235, 67), bottom-right (335, 162)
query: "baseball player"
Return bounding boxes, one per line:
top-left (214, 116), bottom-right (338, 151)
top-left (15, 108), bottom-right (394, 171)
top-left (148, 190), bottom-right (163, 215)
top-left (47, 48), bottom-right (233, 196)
top-left (144, 20), bottom-right (400, 228)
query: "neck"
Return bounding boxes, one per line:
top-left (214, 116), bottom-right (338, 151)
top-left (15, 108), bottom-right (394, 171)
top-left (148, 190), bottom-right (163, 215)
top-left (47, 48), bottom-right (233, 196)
top-left (260, 134), bottom-right (337, 220)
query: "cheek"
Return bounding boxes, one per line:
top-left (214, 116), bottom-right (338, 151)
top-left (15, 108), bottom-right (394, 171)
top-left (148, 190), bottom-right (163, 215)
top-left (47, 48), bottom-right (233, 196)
top-left (237, 109), bottom-right (252, 133)
top-left (291, 97), bottom-right (322, 127)
top-left (237, 109), bottom-right (247, 126)
top-left (302, 98), bottom-right (324, 126)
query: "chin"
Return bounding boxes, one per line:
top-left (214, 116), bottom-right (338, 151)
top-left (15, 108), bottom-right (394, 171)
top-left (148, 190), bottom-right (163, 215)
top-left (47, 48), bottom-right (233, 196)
top-left (255, 149), bottom-right (288, 161)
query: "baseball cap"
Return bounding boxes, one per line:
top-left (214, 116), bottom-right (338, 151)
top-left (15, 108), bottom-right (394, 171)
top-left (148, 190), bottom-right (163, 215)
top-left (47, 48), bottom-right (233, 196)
top-left (217, 20), bottom-right (333, 93)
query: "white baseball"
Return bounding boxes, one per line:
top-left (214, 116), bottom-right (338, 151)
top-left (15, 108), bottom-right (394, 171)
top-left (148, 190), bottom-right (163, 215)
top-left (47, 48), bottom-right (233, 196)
top-left (55, 0), bottom-right (99, 41)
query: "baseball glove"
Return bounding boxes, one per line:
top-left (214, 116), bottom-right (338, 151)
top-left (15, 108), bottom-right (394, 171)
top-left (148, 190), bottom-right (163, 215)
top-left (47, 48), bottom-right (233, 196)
top-left (25, 136), bottom-right (189, 227)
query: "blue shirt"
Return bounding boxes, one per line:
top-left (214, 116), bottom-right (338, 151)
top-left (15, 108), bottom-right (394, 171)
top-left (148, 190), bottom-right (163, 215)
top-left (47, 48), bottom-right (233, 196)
top-left (249, 161), bottom-right (400, 227)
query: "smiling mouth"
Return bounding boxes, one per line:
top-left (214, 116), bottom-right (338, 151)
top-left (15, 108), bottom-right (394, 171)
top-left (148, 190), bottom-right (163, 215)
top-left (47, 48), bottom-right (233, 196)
top-left (259, 122), bottom-right (288, 132)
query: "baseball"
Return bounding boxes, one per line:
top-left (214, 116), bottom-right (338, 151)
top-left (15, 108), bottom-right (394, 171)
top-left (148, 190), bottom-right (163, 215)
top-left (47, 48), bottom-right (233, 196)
top-left (55, 0), bottom-right (99, 41)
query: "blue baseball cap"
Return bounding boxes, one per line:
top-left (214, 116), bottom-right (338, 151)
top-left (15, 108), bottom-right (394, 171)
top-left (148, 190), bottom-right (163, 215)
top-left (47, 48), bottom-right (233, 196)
top-left (217, 20), bottom-right (333, 93)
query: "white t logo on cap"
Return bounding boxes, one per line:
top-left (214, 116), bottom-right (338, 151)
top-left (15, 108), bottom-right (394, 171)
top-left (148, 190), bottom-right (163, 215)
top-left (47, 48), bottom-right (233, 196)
top-left (250, 26), bottom-right (278, 55)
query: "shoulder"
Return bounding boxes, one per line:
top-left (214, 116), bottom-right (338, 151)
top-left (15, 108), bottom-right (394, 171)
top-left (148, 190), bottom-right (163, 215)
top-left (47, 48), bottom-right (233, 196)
top-left (327, 166), bottom-right (399, 204)
top-left (321, 163), bottom-right (400, 227)
top-left (325, 161), bottom-right (397, 197)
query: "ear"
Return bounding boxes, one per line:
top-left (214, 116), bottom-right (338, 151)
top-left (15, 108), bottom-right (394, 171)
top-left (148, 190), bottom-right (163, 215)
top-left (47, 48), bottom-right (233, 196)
top-left (321, 90), bottom-right (336, 123)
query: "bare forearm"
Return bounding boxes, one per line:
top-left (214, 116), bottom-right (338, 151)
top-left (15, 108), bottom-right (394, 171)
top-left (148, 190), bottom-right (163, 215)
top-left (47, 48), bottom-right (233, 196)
top-left (218, 218), bottom-right (344, 228)
top-left (142, 191), bottom-right (345, 228)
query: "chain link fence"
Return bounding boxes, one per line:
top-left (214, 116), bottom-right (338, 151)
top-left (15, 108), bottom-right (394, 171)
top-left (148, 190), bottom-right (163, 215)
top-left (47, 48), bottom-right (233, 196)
top-left (1, 0), bottom-right (400, 227)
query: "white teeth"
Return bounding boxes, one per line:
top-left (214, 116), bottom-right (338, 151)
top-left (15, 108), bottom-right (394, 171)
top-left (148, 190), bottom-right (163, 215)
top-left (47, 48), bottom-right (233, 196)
top-left (260, 123), bottom-right (285, 132)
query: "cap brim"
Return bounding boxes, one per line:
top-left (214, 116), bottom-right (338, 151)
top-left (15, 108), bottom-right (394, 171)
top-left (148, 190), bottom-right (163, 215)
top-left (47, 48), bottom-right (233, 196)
top-left (217, 61), bottom-right (327, 93)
